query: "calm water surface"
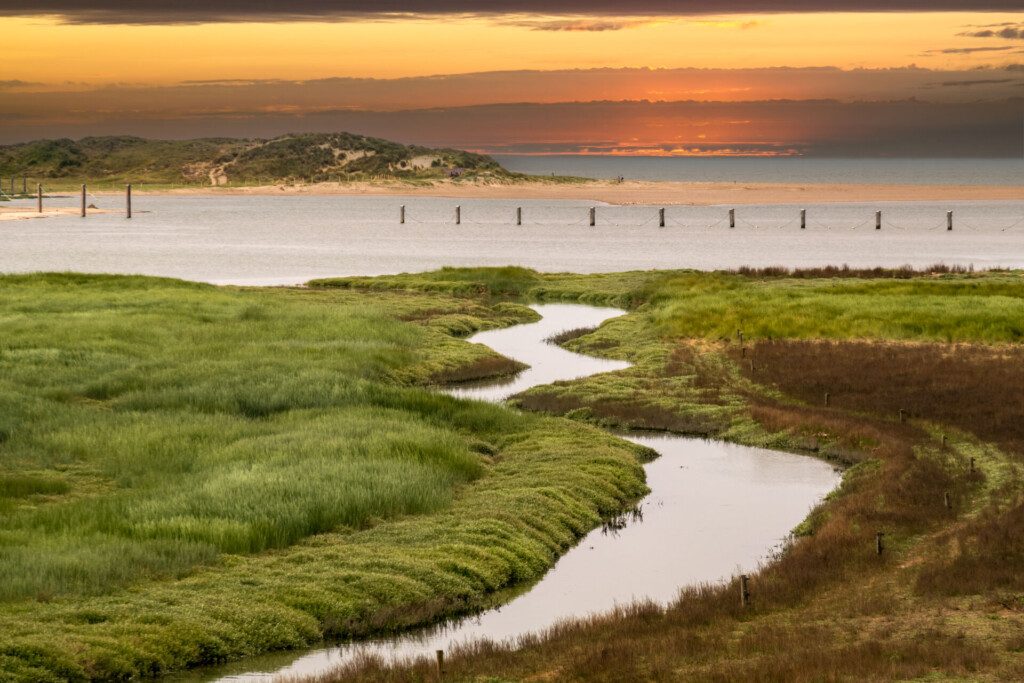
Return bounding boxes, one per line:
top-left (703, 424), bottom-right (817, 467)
top-left (495, 156), bottom-right (1024, 185)
top-left (448, 304), bottom-right (630, 402)
top-left (2, 195), bottom-right (1024, 285)
top-left (189, 304), bottom-right (840, 682)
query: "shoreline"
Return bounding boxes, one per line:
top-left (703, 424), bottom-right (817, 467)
top-left (59, 180), bottom-right (1024, 205)
top-left (0, 207), bottom-right (109, 221)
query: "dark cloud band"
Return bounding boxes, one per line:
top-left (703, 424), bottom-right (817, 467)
top-left (2, 1), bottom-right (1023, 24)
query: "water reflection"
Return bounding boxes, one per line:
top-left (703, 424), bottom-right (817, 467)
top-left (448, 303), bottom-right (630, 403)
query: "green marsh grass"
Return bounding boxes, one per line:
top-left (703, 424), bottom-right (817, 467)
top-left (647, 272), bottom-right (1024, 342)
top-left (0, 272), bottom-right (648, 679)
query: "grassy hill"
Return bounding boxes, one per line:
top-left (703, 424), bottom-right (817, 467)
top-left (0, 133), bottom-right (511, 187)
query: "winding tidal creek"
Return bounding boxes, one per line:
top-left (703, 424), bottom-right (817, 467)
top-left (192, 304), bottom-right (840, 682)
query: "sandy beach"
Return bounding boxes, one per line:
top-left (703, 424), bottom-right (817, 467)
top-left (0, 206), bottom-right (109, 221)
top-left (3, 181), bottom-right (1020, 222)
top-left (142, 180), bottom-right (1023, 205)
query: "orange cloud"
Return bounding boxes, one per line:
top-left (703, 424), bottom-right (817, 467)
top-left (501, 17), bottom-right (658, 31)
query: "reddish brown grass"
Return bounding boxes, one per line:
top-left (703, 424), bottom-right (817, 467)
top-left (916, 498), bottom-right (1024, 596)
top-left (546, 326), bottom-right (597, 346)
top-left (732, 264), bottom-right (977, 279)
top-left (735, 340), bottom-right (1024, 456)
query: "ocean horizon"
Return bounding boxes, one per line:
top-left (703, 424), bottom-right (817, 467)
top-left (493, 155), bottom-right (1024, 186)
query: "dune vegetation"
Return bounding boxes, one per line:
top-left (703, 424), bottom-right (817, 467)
top-left (0, 133), bottom-right (517, 190)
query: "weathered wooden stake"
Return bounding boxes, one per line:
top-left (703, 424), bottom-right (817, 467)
top-left (825, 392), bottom-right (830, 407)
top-left (800, 208), bottom-right (806, 230)
top-left (876, 531), bottom-right (884, 555)
top-left (941, 434), bottom-right (947, 447)
top-left (22, 176), bottom-right (27, 195)
top-left (899, 409), bottom-right (906, 423)
top-left (729, 208), bottom-right (736, 229)
top-left (9, 176), bottom-right (13, 196)
top-left (399, 205), bottom-right (405, 224)
top-left (875, 210), bottom-right (882, 231)
top-left (436, 649), bottom-right (445, 678)
top-left (36, 184), bottom-right (42, 213)
top-left (455, 205), bottom-right (461, 225)
top-left (125, 184), bottom-right (132, 219)
top-left (970, 457), bottom-right (976, 474)
top-left (739, 574), bottom-right (750, 607)
top-left (589, 206), bottom-right (596, 227)
top-left (944, 491), bottom-right (952, 510)
top-left (80, 184), bottom-right (87, 217)
top-left (947, 210), bottom-right (953, 232)
top-left (516, 206), bottom-right (522, 226)
top-left (659, 207), bottom-right (665, 228)
top-left (741, 347), bottom-right (747, 358)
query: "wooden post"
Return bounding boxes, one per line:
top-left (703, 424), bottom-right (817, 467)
top-left (399, 205), bottom-right (405, 224)
top-left (435, 649), bottom-right (444, 679)
top-left (659, 207), bottom-right (665, 228)
top-left (741, 347), bottom-right (746, 358)
top-left (800, 208), bottom-right (806, 230)
top-left (970, 457), bottom-right (976, 474)
top-left (36, 184), bottom-right (42, 213)
top-left (589, 206), bottom-right (596, 227)
top-left (944, 491), bottom-right (952, 510)
top-left (22, 176), bottom-right (26, 195)
top-left (740, 574), bottom-right (750, 607)
top-left (729, 208), bottom-right (736, 228)
top-left (737, 330), bottom-right (744, 344)
top-left (9, 177), bottom-right (13, 196)
top-left (941, 434), bottom-right (947, 447)
top-left (80, 184), bottom-right (87, 217)
top-left (899, 409), bottom-right (906, 423)
top-left (875, 210), bottom-right (882, 230)
top-left (947, 210), bottom-right (953, 232)
top-left (455, 205), bottom-right (461, 225)
top-left (516, 206), bottom-right (522, 226)
top-left (125, 184), bottom-right (132, 219)
top-left (876, 531), bottom-right (884, 556)
top-left (824, 392), bottom-right (830, 407)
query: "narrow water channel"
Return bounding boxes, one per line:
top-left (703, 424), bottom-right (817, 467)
top-left (196, 304), bottom-right (840, 682)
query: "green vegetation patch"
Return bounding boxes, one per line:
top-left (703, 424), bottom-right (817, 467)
top-left (647, 271), bottom-right (1024, 342)
top-left (0, 133), bottom-right (511, 187)
top-left (0, 273), bottom-right (647, 679)
top-left (311, 267), bottom-right (657, 307)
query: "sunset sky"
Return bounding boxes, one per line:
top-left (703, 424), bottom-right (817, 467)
top-left (2, 2), bottom-right (1022, 155)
